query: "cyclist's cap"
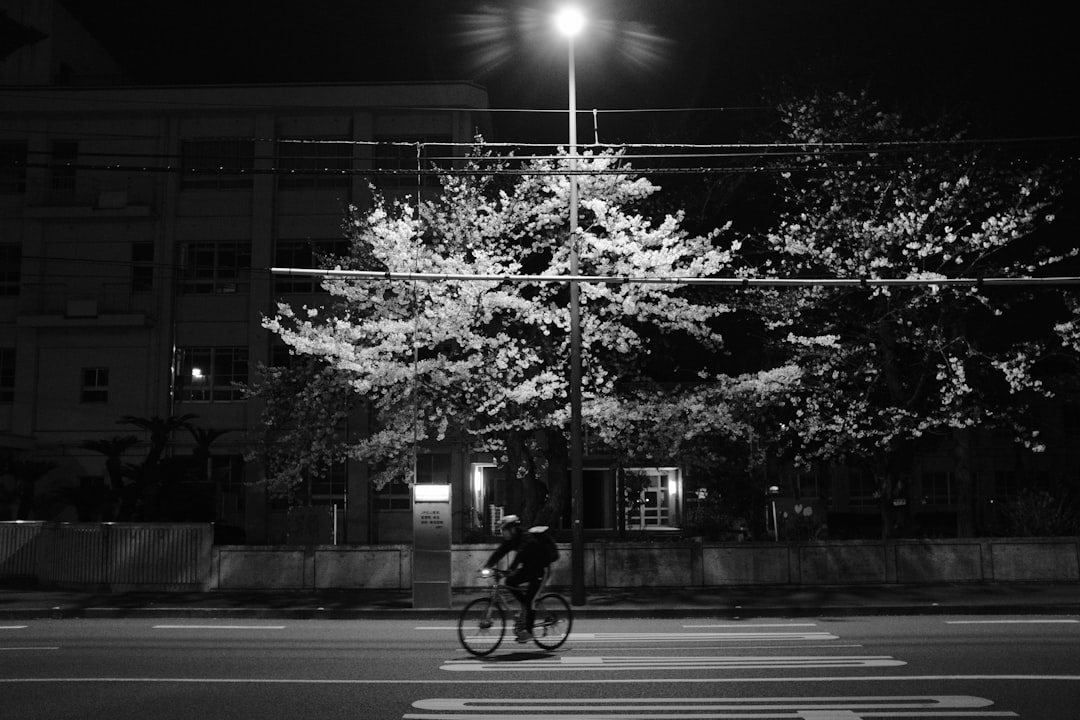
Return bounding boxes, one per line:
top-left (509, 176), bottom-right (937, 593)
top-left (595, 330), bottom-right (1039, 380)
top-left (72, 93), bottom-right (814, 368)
top-left (499, 514), bottom-right (521, 529)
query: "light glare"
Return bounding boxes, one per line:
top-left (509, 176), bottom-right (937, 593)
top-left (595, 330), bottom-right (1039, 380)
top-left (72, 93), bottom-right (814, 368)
top-left (555, 6), bottom-right (585, 37)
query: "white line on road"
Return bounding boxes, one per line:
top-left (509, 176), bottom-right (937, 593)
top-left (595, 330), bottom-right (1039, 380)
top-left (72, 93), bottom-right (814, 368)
top-left (407, 695), bottom-right (1015, 719)
top-left (441, 655), bottom-right (906, 672)
top-left (683, 623), bottom-right (818, 628)
top-left (2, 675), bottom-right (1080, 684)
top-left (566, 632), bottom-right (839, 642)
top-left (0, 647), bottom-right (58, 651)
top-left (945, 619), bottom-right (1079, 624)
top-left (152, 625), bottom-right (286, 630)
top-left (0, 626), bottom-right (28, 630)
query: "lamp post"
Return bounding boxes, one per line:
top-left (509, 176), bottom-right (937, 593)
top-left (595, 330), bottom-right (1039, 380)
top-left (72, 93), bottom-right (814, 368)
top-left (555, 5), bottom-right (586, 607)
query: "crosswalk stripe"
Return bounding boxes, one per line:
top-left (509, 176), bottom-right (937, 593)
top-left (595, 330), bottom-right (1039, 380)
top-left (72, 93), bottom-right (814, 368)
top-left (568, 632), bottom-right (838, 642)
top-left (406, 695), bottom-right (1014, 718)
top-left (442, 655), bottom-right (905, 671)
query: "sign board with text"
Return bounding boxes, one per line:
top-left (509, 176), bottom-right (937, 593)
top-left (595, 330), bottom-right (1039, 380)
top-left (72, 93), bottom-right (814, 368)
top-left (412, 484), bottom-right (451, 608)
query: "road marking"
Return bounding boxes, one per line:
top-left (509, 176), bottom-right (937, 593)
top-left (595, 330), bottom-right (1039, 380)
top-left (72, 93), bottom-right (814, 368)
top-left (0, 647), bottom-right (58, 651)
top-left (683, 623), bottom-right (819, 628)
top-left (407, 695), bottom-right (1016, 719)
top-left (945, 619), bottom-right (1079, 624)
top-left (0, 675), bottom-right (1079, 684)
top-left (566, 631), bottom-right (839, 642)
top-left (152, 625), bottom-right (286, 630)
top-left (0, 626), bottom-right (28, 630)
top-left (441, 654), bottom-right (905, 672)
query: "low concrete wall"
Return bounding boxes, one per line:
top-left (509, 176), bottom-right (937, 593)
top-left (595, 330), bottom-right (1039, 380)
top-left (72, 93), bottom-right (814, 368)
top-left (209, 537), bottom-right (1080, 590)
top-left (4, 522), bottom-right (1079, 591)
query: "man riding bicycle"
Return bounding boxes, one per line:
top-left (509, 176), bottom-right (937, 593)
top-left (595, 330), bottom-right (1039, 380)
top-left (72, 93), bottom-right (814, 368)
top-left (483, 515), bottom-right (554, 643)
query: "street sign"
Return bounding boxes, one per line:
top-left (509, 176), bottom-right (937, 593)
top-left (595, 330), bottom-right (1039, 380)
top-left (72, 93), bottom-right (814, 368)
top-left (412, 484), bottom-right (451, 609)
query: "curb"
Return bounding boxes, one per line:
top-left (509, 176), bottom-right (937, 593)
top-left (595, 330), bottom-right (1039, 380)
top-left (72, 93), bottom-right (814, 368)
top-left (3, 602), bottom-right (1080, 621)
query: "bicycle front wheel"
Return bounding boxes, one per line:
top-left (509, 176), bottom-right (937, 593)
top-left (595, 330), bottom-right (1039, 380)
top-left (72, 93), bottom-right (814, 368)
top-left (531, 593), bottom-right (572, 650)
top-left (457, 598), bottom-right (506, 656)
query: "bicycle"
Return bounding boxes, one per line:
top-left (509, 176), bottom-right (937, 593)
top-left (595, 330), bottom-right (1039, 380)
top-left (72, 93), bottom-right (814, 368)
top-left (456, 567), bottom-right (573, 656)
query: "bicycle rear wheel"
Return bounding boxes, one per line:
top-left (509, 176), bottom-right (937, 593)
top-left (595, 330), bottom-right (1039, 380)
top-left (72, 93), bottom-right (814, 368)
top-left (531, 593), bottom-right (572, 650)
top-left (457, 598), bottom-right (506, 656)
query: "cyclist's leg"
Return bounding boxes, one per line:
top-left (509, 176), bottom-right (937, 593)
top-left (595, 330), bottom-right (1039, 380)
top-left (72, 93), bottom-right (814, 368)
top-left (504, 570), bottom-right (541, 639)
top-left (520, 576), bottom-right (542, 633)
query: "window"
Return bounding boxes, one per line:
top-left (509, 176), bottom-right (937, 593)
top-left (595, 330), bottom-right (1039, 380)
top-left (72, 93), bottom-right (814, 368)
top-left (273, 239), bottom-right (349, 294)
top-left (80, 367), bottom-right (109, 403)
top-left (0, 244), bottom-right (20, 296)
top-left (181, 242), bottom-right (251, 294)
top-left (175, 347), bottom-right (248, 402)
top-left (994, 470), bottom-right (1019, 500)
top-left (794, 467), bottom-right (827, 500)
top-left (276, 139), bottom-right (352, 189)
top-left (373, 135), bottom-right (450, 189)
top-left (180, 139), bottom-right (254, 189)
top-left (625, 467), bottom-right (681, 529)
top-left (0, 141), bottom-right (26, 194)
top-left (416, 452), bottom-right (451, 484)
top-left (311, 462), bottom-right (347, 503)
top-left (131, 242), bottom-right (154, 293)
top-left (210, 455), bottom-right (246, 492)
top-left (50, 140), bottom-right (78, 194)
top-left (374, 478), bottom-right (411, 511)
top-left (849, 471), bottom-right (879, 507)
top-left (921, 471), bottom-right (953, 505)
top-left (0, 348), bottom-right (14, 403)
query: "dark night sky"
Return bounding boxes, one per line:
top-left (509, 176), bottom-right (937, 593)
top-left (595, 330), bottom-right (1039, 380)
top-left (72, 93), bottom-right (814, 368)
top-left (63, 0), bottom-right (1077, 144)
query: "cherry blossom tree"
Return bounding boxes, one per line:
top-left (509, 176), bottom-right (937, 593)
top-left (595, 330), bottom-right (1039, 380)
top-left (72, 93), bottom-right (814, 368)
top-left (263, 150), bottom-right (795, 524)
top-left (745, 90), bottom-right (1076, 537)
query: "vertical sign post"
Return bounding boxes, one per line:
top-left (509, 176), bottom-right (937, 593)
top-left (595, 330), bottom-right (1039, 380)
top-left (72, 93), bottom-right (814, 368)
top-left (412, 484), bottom-right (452, 608)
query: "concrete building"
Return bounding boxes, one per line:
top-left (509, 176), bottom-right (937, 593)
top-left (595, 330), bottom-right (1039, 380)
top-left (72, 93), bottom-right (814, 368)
top-left (0, 0), bottom-right (496, 542)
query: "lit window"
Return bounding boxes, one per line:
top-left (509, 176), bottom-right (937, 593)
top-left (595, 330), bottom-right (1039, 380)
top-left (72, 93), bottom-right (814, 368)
top-left (175, 347), bottom-right (248, 402)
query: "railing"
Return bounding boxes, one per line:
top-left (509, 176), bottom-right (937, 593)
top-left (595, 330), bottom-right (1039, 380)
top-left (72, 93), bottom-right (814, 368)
top-left (1, 522), bottom-right (212, 590)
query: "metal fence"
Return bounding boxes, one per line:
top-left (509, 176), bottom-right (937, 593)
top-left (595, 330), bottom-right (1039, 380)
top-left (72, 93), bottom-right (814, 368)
top-left (0, 522), bottom-right (213, 590)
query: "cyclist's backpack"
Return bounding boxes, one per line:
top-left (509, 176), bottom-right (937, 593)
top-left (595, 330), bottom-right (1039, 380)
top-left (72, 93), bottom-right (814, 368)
top-left (528, 525), bottom-right (560, 565)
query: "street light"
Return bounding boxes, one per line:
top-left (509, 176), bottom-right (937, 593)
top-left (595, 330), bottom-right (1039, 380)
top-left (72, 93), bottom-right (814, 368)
top-left (555, 5), bottom-right (586, 607)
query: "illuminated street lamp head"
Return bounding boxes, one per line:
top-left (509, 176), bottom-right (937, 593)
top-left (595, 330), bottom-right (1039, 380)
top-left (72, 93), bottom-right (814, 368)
top-left (555, 6), bottom-right (585, 37)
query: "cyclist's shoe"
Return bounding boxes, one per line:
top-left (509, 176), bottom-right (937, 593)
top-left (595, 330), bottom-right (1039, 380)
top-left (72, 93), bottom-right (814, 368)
top-left (514, 627), bottom-right (532, 643)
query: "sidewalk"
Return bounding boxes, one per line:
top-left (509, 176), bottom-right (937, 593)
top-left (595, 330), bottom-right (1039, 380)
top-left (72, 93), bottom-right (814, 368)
top-left (2, 582), bottom-right (1078, 620)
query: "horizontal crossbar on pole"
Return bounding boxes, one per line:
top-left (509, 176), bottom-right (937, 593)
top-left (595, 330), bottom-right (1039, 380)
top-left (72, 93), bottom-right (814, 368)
top-left (269, 267), bottom-right (1080, 288)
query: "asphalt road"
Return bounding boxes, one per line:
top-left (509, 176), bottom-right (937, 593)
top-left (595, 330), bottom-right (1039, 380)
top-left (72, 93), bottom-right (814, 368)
top-left (2, 614), bottom-right (1079, 719)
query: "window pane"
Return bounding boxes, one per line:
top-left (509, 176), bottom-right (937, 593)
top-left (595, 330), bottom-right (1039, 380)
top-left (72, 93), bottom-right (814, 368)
top-left (0, 142), bottom-right (27, 194)
top-left (277, 139), bottom-right (352, 189)
top-left (180, 139), bottom-right (254, 189)
top-left (0, 348), bottom-right (14, 402)
top-left (80, 367), bottom-right (109, 403)
top-left (181, 242), bottom-right (251, 294)
top-left (131, 242), bottom-right (154, 293)
top-left (0, 244), bottom-right (20, 296)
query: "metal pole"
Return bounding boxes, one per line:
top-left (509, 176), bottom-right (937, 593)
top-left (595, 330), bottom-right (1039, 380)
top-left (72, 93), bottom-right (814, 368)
top-left (568, 36), bottom-right (585, 607)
